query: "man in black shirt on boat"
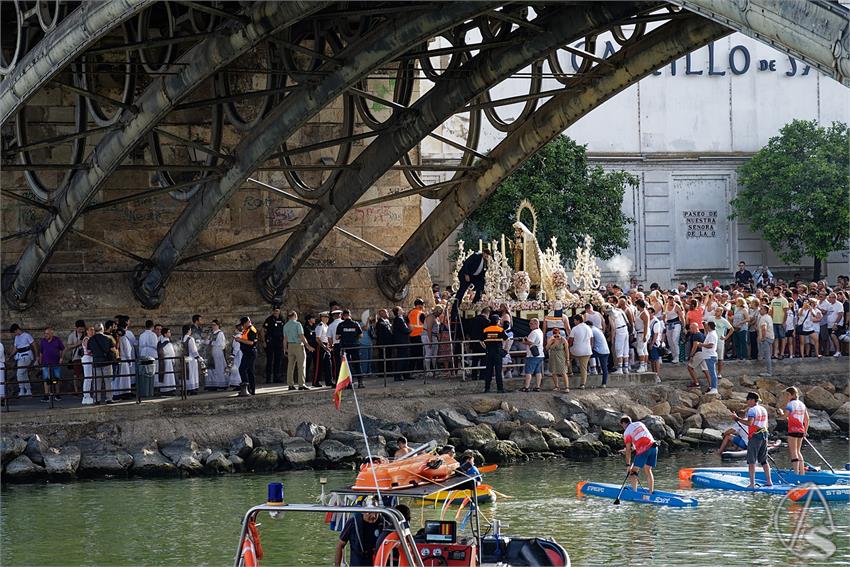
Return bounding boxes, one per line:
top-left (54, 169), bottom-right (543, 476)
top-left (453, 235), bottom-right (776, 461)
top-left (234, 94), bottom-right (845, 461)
top-left (335, 508), bottom-right (382, 567)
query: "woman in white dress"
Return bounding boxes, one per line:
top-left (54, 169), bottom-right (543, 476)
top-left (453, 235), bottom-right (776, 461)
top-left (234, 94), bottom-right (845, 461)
top-left (115, 329), bottom-right (134, 399)
top-left (81, 326), bottom-right (95, 405)
top-left (182, 324), bottom-right (200, 394)
top-left (159, 328), bottom-right (177, 394)
top-left (207, 319), bottom-right (228, 389)
top-left (229, 324), bottom-right (243, 389)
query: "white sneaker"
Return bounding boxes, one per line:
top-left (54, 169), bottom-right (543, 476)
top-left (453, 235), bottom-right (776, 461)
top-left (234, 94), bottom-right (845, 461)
top-left (655, 376), bottom-right (662, 384)
top-left (82, 396), bottom-right (94, 406)
top-left (717, 373), bottom-right (723, 379)
top-left (707, 388), bottom-right (719, 395)
top-left (612, 369), bottom-right (623, 375)
top-left (833, 352), bottom-right (841, 357)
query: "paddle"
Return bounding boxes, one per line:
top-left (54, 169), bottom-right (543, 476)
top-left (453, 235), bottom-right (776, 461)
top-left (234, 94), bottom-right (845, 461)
top-left (732, 419), bottom-right (787, 485)
top-left (613, 465), bottom-right (633, 505)
top-left (803, 437), bottom-right (836, 473)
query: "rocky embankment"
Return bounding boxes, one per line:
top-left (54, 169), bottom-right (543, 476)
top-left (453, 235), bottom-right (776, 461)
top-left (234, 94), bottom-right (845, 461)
top-left (2, 376), bottom-right (846, 483)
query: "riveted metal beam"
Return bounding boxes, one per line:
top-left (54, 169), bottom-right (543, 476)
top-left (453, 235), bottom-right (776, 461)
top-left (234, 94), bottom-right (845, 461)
top-left (132, 2), bottom-right (499, 309)
top-left (376, 15), bottom-right (732, 299)
top-left (255, 2), bottom-right (650, 303)
top-left (3, 1), bottom-right (327, 310)
top-left (0, 0), bottom-right (156, 126)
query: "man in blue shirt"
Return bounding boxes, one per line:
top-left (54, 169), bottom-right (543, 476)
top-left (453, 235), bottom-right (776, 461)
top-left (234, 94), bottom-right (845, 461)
top-left (335, 509), bottom-right (383, 567)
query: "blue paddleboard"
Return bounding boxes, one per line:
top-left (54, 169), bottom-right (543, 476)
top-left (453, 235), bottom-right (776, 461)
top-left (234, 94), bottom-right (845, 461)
top-left (577, 481), bottom-right (698, 507)
top-left (691, 472), bottom-right (850, 502)
top-left (680, 466), bottom-right (850, 486)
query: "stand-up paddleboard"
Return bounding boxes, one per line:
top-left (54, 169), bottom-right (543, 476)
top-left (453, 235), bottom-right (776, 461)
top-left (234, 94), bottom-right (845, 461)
top-left (680, 467), bottom-right (850, 485)
top-left (720, 440), bottom-right (781, 460)
top-left (690, 472), bottom-right (850, 502)
top-left (576, 481), bottom-right (698, 507)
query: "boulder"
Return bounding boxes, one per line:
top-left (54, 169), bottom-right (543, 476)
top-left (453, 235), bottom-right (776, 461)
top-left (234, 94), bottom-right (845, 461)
top-left (830, 402), bottom-right (850, 430)
top-left (621, 402), bottom-right (652, 421)
top-left (438, 409), bottom-right (475, 431)
top-left (251, 428), bottom-right (290, 449)
top-left (246, 447), bottom-right (279, 472)
top-left (806, 409), bottom-right (840, 439)
top-left (546, 437), bottom-right (571, 452)
top-left (684, 428), bottom-right (704, 440)
top-left (295, 422), bottom-right (327, 446)
top-left (698, 400), bottom-right (735, 430)
top-left (589, 408), bottom-right (625, 431)
top-left (757, 389), bottom-right (777, 406)
top-left (564, 440), bottom-right (607, 460)
top-left (662, 413), bottom-right (683, 433)
top-left (598, 430), bottom-right (624, 451)
top-left (718, 378), bottom-right (734, 395)
top-left (516, 409), bottom-right (556, 428)
top-left (204, 450), bottom-right (234, 474)
top-left (160, 437), bottom-right (201, 464)
top-left (78, 440), bottom-right (133, 476)
top-left (470, 398), bottom-right (503, 414)
top-left (229, 454), bottom-right (246, 472)
top-left (493, 420), bottom-right (521, 440)
top-left (640, 415), bottom-right (669, 440)
top-left (554, 419), bottom-right (585, 441)
top-left (721, 399), bottom-right (746, 413)
top-left (540, 428), bottom-right (563, 441)
top-left (570, 412), bottom-right (590, 429)
top-left (672, 405), bottom-right (698, 418)
top-left (281, 438), bottom-right (317, 468)
top-left (402, 416), bottom-right (450, 444)
top-left (318, 440), bottom-right (357, 464)
top-left (351, 435), bottom-right (388, 460)
top-left (229, 434), bottom-right (254, 459)
top-left (684, 413), bottom-right (704, 429)
top-left (24, 434), bottom-right (49, 466)
top-left (577, 433), bottom-right (599, 443)
top-left (804, 386), bottom-right (842, 413)
top-left (4, 455), bottom-right (46, 481)
top-left (1, 435), bottom-right (27, 465)
top-left (555, 397), bottom-right (589, 419)
top-left (740, 376), bottom-right (757, 388)
top-left (475, 410), bottom-right (511, 427)
top-left (480, 440), bottom-right (525, 463)
top-left (197, 448), bottom-right (212, 463)
top-left (677, 391), bottom-right (701, 409)
top-left (130, 444), bottom-right (178, 477)
top-left (458, 424), bottom-right (497, 450)
top-left (176, 455), bottom-right (204, 474)
top-left (820, 381), bottom-right (836, 394)
top-left (699, 428), bottom-right (723, 444)
top-left (43, 446), bottom-right (81, 477)
top-left (651, 401), bottom-right (671, 416)
top-left (509, 424), bottom-right (549, 453)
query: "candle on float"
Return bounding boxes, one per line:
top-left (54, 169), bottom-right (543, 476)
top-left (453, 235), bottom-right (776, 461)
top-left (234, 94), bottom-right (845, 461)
top-left (501, 234), bottom-right (506, 256)
top-left (478, 239), bottom-right (482, 252)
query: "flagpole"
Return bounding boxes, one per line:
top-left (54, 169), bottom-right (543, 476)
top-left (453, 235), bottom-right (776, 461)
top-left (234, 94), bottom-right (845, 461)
top-left (344, 353), bottom-right (383, 503)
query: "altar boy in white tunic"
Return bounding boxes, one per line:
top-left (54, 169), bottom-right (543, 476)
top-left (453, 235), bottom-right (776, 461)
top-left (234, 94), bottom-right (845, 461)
top-left (182, 324), bottom-right (201, 394)
top-left (159, 328), bottom-right (177, 395)
top-left (228, 324), bottom-right (244, 389)
top-left (115, 329), bottom-right (134, 399)
top-left (207, 319), bottom-right (228, 389)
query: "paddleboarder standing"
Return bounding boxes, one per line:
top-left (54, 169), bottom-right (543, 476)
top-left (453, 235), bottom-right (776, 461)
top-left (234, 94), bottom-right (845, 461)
top-left (776, 386), bottom-right (810, 475)
top-left (732, 391), bottom-right (773, 488)
top-left (620, 416), bottom-right (657, 494)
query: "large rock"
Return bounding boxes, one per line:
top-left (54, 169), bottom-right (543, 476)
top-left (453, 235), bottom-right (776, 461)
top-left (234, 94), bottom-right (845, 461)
top-left (438, 409), bottom-right (474, 431)
top-left (458, 424), bottom-right (497, 450)
top-left (672, 405), bottom-right (698, 418)
top-left (516, 409), bottom-right (556, 428)
top-left (352, 435), bottom-right (388, 460)
top-left (470, 398), bottom-right (503, 414)
top-left (493, 420), bottom-right (521, 440)
top-left (662, 413), bottom-right (683, 433)
top-left (251, 428), bottom-right (290, 450)
top-left (546, 437), bottom-right (571, 452)
top-left (176, 455), bottom-right (204, 474)
top-left (621, 402), bottom-right (652, 421)
top-left (807, 409), bottom-right (840, 438)
top-left (204, 450), bottom-right (234, 474)
top-left (564, 440), bottom-right (607, 460)
top-left (589, 408), bottom-right (624, 431)
top-left (554, 419), bottom-right (585, 441)
top-left (684, 413), bottom-right (703, 429)
top-left (160, 437), bottom-right (201, 464)
top-left (721, 399), bottom-right (746, 413)
top-left (229, 434), bottom-right (254, 459)
top-left (24, 434), bottom-right (49, 466)
top-left (805, 386), bottom-right (842, 413)
top-left (281, 438), bottom-right (317, 468)
top-left (130, 444), bottom-right (178, 477)
top-left (475, 410), bottom-right (511, 427)
top-left (598, 430), bottom-right (624, 451)
top-left (1, 435), bottom-right (27, 465)
top-left (556, 397), bottom-right (588, 418)
top-left (4, 455), bottom-right (46, 480)
top-left (830, 402), bottom-right (850, 430)
top-left (699, 400), bottom-right (735, 430)
top-left (640, 415), bottom-right (671, 440)
top-left (700, 428), bottom-right (723, 444)
top-left (318, 440), bottom-right (357, 464)
top-left (78, 440), bottom-right (133, 476)
top-left (247, 447), bottom-right (279, 472)
top-left (402, 416), bottom-right (450, 444)
top-left (718, 378), bottom-right (735, 396)
top-left (509, 424), bottom-right (549, 453)
top-left (229, 454), bottom-right (246, 472)
top-left (43, 446), bottom-right (81, 477)
top-left (295, 422), bottom-right (327, 446)
top-left (480, 440), bottom-right (524, 463)
top-left (651, 401), bottom-right (672, 416)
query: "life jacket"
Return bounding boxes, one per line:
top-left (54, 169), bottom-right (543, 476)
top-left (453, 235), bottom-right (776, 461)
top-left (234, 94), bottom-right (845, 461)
top-left (241, 325), bottom-right (257, 347)
top-left (408, 308), bottom-right (424, 337)
top-left (373, 532), bottom-right (410, 567)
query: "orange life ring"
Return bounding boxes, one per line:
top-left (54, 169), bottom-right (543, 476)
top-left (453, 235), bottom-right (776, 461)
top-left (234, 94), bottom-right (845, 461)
top-left (248, 520), bottom-right (264, 560)
top-left (373, 532), bottom-right (410, 567)
top-left (239, 520), bottom-right (263, 567)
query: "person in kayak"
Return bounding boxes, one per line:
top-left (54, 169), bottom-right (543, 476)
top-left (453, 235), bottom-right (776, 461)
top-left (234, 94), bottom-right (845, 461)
top-left (776, 386), bottom-right (810, 475)
top-left (732, 391), bottom-right (772, 488)
top-left (620, 416), bottom-right (657, 494)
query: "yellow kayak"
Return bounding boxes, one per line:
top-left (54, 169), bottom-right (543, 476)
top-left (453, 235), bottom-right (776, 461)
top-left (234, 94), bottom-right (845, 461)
top-left (423, 484), bottom-right (496, 505)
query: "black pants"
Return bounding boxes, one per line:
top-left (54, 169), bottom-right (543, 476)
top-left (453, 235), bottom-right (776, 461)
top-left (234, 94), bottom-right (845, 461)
top-left (409, 335), bottom-right (423, 372)
top-left (392, 344), bottom-right (409, 380)
top-left (483, 349), bottom-right (503, 392)
top-left (332, 344), bottom-right (342, 382)
top-left (313, 347), bottom-right (333, 386)
top-left (239, 349), bottom-right (257, 394)
top-left (265, 340), bottom-right (284, 383)
top-left (749, 330), bottom-right (759, 359)
top-left (343, 347), bottom-right (362, 385)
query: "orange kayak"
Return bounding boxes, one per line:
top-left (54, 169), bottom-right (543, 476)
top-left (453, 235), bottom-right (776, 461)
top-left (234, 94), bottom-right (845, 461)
top-left (353, 454), bottom-right (459, 491)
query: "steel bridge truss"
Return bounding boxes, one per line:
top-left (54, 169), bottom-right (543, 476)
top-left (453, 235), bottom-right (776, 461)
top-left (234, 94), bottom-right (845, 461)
top-left (1, 0), bottom-right (848, 309)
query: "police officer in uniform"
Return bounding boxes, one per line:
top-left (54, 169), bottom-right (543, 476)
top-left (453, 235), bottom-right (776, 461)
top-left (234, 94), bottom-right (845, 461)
top-left (313, 312), bottom-right (333, 387)
top-left (236, 316), bottom-right (258, 394)
top-left (304, 313), bottom-right (318, 386)
top-left (262, 305), bottom-right (285, 383)
top-left (481, 315), bottom-right (508, 393)
top-left (335, 309), bottom-right (364, 388)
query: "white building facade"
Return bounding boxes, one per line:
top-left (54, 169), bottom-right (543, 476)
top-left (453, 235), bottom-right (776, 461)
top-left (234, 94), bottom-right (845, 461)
top-left (422, 31), bottom-right (849, 289)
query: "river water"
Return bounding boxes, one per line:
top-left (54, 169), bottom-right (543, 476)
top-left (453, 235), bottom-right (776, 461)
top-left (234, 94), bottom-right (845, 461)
top-left (2, 440), bottom-right (848, 566)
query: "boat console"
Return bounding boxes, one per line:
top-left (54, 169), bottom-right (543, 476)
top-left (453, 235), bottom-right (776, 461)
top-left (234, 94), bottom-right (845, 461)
top-left (412, 521), bottom-right (477, 566)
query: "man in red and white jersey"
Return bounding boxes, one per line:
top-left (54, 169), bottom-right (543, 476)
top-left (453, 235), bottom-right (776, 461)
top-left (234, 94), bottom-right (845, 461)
top-left (732, 391), bottom-right (772, 488)
top-left (620, 416), bottom-right (657, 493)
top-left (777, 386), bottom-right (810, 475)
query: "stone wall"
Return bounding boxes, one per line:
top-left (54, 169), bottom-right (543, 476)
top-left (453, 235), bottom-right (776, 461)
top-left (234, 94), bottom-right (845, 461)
top-left (1, 64), bottom-right (433, 334)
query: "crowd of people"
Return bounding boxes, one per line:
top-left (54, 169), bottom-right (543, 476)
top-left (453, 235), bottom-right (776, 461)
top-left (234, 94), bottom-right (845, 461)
top-left (2, 262), bottom-right (847, 405)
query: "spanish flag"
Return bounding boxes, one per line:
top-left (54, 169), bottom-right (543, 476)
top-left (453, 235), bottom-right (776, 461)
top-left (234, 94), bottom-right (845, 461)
top-left (333, 353), bottom-right (352, 410)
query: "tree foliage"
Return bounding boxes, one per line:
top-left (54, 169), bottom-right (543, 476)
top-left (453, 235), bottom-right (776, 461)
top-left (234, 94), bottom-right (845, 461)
top-left (731, 120), bottom-right (849, 276)
top-left (456, 135), bottom-right (636, 264)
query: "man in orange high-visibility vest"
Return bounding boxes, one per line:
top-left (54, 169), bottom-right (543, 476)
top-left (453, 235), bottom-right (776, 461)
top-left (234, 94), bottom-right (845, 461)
top-left (407, 298), bottom-right (425, 374)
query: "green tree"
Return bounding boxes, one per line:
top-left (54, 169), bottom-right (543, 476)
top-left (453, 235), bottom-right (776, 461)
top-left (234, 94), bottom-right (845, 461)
top-left (731, 120), bottom-right (849, 281)
top-left (456, 135), bottom-right (636, 265)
